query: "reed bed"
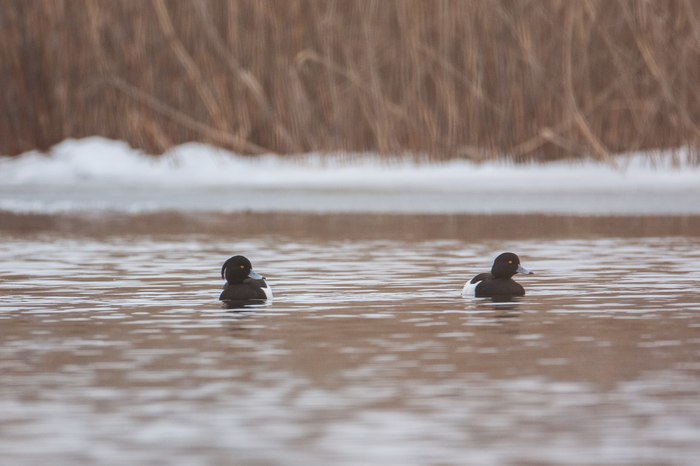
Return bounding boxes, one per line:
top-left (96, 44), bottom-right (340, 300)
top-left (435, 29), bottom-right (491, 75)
top-left (2, 0), bottom-right (699, 162)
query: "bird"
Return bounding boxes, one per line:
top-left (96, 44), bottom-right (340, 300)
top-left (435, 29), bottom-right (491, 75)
top-left (219, 255), bottom-right (273, 303)
top-left (462, 252), bottom-right (533, 298)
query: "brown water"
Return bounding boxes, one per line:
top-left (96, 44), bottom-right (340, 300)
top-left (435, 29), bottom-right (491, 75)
top-left (1, 213), bottom-right (700, 465)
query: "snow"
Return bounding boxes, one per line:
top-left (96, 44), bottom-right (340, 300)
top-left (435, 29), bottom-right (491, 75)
top-left (1, 137), bottom-right (698, 214)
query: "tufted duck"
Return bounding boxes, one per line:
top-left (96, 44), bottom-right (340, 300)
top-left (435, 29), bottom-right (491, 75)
top-left (462, 252), bottom-right (533, 298)
top-left (219, 255), bottom-right (273, 303)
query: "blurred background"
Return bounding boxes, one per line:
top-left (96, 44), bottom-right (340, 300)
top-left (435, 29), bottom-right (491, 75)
top-left (2, 0), bottom-right (699, 161)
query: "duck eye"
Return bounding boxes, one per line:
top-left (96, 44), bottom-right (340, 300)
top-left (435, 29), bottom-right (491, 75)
top-left (508, 260), bottom-right (513, 264)
top-left (240, 265), bottom-right (245, 269)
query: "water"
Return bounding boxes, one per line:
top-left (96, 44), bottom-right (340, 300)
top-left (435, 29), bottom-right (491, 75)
top-left (5, 183), bottom-right (700, 215)
top-left (1, 215), bottom-right (700, 465)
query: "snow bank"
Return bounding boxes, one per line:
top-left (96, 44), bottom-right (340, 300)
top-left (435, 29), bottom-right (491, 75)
top-left (1, 137), bottom-right (698, 214)
top-left (2, 136), bottom-right (698, 190)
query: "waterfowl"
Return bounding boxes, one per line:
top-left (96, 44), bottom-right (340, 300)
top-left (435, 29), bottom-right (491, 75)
top-left (219, 255), bottom-right (273, 303)
top-left (462, 252), bottom-right (533, 298)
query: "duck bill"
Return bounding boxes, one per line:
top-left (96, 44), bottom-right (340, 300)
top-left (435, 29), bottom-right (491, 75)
top-left (517, 264), bottom-right (533, 275)
top-left (248, 270), bottom-right (264, 280)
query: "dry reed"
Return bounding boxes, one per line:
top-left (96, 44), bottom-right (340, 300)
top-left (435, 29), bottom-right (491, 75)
top-left (1, 0), bottom-right (699, 162)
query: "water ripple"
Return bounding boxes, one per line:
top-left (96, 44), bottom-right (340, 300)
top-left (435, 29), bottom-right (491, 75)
top-left (1, 234), bottom-right (700, 465)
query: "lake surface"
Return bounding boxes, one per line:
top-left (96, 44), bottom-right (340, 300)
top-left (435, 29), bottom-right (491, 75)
top-left (1, 212), bottom-right (700, 465)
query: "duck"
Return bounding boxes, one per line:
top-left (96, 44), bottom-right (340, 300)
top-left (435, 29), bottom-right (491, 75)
top-left (219, 255), bottom-right (273, 303)
top-left (462, 252), bottom-right (533, 298)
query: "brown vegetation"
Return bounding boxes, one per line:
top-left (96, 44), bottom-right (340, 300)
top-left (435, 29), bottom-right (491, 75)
top-left (1, 0), bottom-right (699, 161)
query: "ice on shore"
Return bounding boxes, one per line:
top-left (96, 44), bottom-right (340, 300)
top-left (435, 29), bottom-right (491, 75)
top-left (1, 137), bottom-right (698, 214)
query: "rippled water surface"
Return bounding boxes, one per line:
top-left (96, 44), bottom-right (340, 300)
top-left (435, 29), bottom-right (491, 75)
top-left (2, 219), bottom-right (700, 465)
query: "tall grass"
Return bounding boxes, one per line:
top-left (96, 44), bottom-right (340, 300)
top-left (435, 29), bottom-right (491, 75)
top-left (2, 0), bottom-right (699, 161)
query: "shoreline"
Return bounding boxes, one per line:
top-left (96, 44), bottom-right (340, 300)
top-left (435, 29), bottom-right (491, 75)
top-left (3, 210), bottom-right (699, 240)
